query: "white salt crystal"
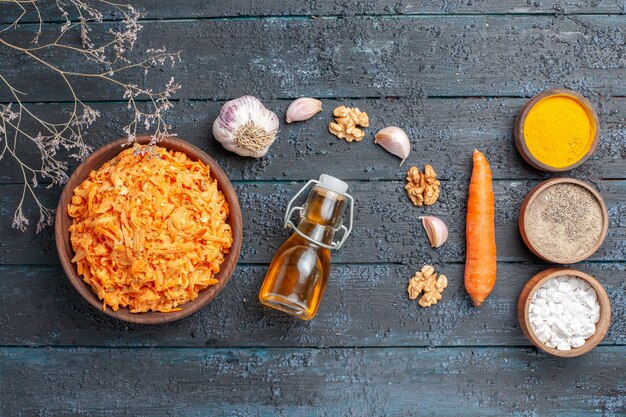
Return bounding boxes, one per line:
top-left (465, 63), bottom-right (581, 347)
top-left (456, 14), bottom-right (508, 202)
top-left (545, 279), bottom-right (559, 289)
top-left (569, 320), bottom-right (582, 334)
top-left (568, 277), bottom-right (581, 290)
top-left (539, 305), bottom-right (551, 319)
top-left (566, 302), bottom-right (582, 315)
top-left (584, 292), bottom-right (598, 308)
top-left (570, 337), bottom-right (586, 348)
top-left (553, 303), bottom-right (564, 315)
top-left (553, 320), bottom-right (570, 336)
top-left (558, 281), bottom-right (572, 293)
top-left (581, 323), bottom-right (596, 339)
top-left (530, 315), bottom-right (543, 327)
top-left (591, 310), bottom-right (600, 323)
top-left (557, 341), bottom-right (572, 351)
top-left (535, 324), bottom-right (550, 339)
top-left (564, 293), bottom-right (577, 303)
top-left (545, 340), bottom-right (557, 349)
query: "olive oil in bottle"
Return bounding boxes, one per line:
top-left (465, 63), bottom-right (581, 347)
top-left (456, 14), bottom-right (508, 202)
top-left (259, 175), bottom-right (354, 320)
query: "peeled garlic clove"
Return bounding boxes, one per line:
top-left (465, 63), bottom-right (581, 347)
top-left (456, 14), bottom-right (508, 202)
top-left (420, 216), bottom-right (448, 248)
top-left (374, 126), bottom-right (411, 165)
top-left (285, 97), bottom-right (323, 123)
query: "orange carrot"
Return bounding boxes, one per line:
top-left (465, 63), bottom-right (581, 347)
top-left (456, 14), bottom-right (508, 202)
top-left (464, 149), bottom-right (497, 307)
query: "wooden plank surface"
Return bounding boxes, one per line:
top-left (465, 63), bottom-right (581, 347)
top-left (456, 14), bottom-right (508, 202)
top-left (1, 262), bottom-right (624, 348)
top-left (2, 346), bottom-right (624, 416)
top-left (0, 97), bottom-right (624, 185)
top-left (1, 2), bottom-right (625, 415)
top-left (2, 179), bottom-right (624, 265)
top-left (1, 0), bottom-right (624, 24)
top-left (2, 15), bottom-right (626, 102)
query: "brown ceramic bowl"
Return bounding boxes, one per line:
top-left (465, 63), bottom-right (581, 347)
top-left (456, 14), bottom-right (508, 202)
top-left (519, 177), bottom-right (608, 264)
top-left (518, 268), bottom-right (611, 358)
top-left (55, 136), bottom-right (243, 324)
top-left (514, 88), bottom-right (599, 172)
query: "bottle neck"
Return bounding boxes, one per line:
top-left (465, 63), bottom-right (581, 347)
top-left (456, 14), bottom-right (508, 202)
top-left (293, 185), bottom-right (346, 248)
top-left (296, 220), bottom-right (335, 247)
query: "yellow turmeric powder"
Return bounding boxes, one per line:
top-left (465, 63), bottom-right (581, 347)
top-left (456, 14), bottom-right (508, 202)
top-left (523, 95), bottom-right (596, 169)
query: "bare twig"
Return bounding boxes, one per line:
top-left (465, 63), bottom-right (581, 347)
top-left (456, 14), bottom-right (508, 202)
top-left (0, 0), bottom-right (181, 232)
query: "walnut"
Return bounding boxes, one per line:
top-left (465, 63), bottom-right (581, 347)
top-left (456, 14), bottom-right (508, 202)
top-left (405, 164), bottom-right (440, 206)
top-left (407, 265), bottom-right (448, 308)
top-left (328, 105), bottom-right (369, 142)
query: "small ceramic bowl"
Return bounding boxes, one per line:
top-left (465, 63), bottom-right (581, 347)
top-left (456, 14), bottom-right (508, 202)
top-left (518, 268), bottom-right (611, 358)
top-left (55, 136), bottom-right (243, 324)
top-left (519, 177), bottom-right (608, 264)
top-left (514, 88), bottom-right (599, 172)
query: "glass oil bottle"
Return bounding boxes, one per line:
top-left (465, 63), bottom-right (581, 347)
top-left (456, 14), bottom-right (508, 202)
top-left (259, 175), bottom-right (354, 321)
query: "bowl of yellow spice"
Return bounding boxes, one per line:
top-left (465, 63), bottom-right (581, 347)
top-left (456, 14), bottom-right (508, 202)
top-left (514, 89), bottom-right (599, 172)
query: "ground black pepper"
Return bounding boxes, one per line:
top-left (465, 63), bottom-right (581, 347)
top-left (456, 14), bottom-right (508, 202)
top-left (526, 183), bottom-right (603, 262)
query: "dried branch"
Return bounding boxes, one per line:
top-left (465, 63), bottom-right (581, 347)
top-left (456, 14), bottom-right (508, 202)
top-left (0, 0), bottom-right (181, 232)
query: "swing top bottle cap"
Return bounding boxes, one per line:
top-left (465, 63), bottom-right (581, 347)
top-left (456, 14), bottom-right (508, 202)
top-left (318, 174), bottom-right (349, 195)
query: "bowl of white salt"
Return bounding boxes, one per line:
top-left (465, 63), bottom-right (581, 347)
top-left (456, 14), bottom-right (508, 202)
top-left (518, 268), bottom-right (611, 358)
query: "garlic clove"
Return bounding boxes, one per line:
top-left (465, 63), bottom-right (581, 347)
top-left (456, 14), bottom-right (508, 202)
top-left (420, 216), bottom-right (448, 248)
top-left (374, 126), bottom-right (411, 165)
top-left (285, 97), bottom-right (323, 123)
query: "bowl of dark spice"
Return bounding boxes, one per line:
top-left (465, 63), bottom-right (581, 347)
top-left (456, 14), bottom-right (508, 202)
top-left (519, 178), bottom-right (608, 264)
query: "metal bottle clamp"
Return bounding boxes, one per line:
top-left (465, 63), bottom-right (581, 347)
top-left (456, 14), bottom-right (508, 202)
top-left (283, 179), bottom-right (354, 250)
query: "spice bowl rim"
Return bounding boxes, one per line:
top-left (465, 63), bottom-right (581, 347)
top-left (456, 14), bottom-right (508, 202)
top-left (55, 136), bottom-right (243, 325)
top-left (519, 177), bottom-right (609, 264)
top-left (517, 267), bottom-right (611, 358)
top-left (514, 88), bottom-right (600, 172)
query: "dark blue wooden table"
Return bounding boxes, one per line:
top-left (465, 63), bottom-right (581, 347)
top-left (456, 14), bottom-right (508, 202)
top-left (1, 1), bottom-right (625, 415)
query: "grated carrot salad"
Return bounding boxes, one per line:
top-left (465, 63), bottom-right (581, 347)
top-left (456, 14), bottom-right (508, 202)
top-left (68, 144), bottom-right (233, 313)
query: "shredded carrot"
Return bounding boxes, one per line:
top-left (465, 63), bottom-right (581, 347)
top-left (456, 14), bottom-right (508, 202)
top-left (68, 144), bottom-right (233, 313)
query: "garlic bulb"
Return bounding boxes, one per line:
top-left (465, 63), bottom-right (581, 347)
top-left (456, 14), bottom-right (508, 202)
top-left (286, 98), bottom-right (322, 123)
top-left (374, 126), bottom-right (411, 165)
top-left (213, 96), bottom-right (279, 158)
top-left (420, 216), bottom-right (448, 248)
